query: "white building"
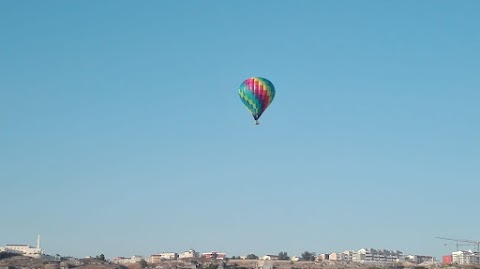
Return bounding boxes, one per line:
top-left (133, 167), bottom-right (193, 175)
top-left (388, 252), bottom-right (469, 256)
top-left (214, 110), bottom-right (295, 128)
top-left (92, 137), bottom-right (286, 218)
top-left (113, 256), bottom-right (145, 264)
top-left (328, 253), bottom-right (339, 261)
top-left (179, 250), bottom-right (199, 259)
top-left (132, 255), bottom-right (145, 263)
top-left (113, 257), bottom-right (130, 264)
top-left (202, 252), bottom-right (226, 260)
top-left (154, 252), bottom-right (178, 260)
top-left (316, 254), bottom-right (329, 261)
top-left (353, 248), bottom-right (402, 263)
top-left (329, 251), bottom-right (354, 261)
top-left (452, 250), bottom-right (480, 265)
top-left (149, 255), bottom-right (162, 263)
top-left (0, 236), bottom-right (43, 258)
top-left (402, 255), bottom-right (435, 264)
top-left (261, 255), bottom-right (279, 260)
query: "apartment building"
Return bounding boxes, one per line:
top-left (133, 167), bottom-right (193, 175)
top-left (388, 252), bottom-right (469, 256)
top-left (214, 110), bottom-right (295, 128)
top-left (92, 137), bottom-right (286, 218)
top-left (452, 250), bottom-right (480, 265)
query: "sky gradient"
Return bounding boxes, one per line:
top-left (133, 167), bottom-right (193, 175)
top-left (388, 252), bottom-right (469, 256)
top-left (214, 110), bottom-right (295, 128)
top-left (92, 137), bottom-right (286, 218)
top-left (1, 0), bottom-right (479, 260)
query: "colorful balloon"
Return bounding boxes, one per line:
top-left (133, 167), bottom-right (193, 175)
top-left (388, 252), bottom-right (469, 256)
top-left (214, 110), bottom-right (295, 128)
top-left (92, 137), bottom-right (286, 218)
top-left (238, 77), bottom-right (275, 125)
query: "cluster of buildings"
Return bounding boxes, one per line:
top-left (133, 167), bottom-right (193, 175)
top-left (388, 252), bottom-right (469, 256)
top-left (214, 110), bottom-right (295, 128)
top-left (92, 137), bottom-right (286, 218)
top-left (443, 250), bottom-right (480, 265)
top-left (261, 248), bottom-right (480, 265)
top-left (112, 248), bottom-right (436, 265)
top-left (2, 236), bottom-right (479, 266)
top-left (319, 248), bottom-right (434, 264)
top-left (113, 250), bottom-right (227, 264)
top-left (125, 248), bottom-right (479, 266)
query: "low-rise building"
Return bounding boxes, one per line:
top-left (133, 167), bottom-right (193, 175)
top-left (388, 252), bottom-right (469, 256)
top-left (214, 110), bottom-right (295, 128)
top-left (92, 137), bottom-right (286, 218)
top-left (113, 257), bottom-right (130, 264)
top-left (261, 255), bottom-right (279, 260)
top-left (328, 253), bottom-right (339, 261)
top-left (150, 252), bottom-right (178, 262)
top-left (202, 252), bottom-right (226, 260)
top-left (132, 256), bottom-right (145, 263)
top-left (329, 251), bottom-right (354, 261)
top-left (403, 255), bottom-right (434, 264)
top-left (353, 248), bottom-right (402, 263)
top-left (316, 254), bottom-right (329, 261)
top-left (113, 256), bottom-right (145, 264)
top-left (179, 250), bottom-right (199, 259)
top-left (149, 255), bottom-right (162, 264)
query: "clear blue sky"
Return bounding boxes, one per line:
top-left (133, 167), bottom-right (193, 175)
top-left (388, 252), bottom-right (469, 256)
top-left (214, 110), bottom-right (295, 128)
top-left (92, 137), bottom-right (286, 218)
top-left (1, 0), bottom-right (479, 260)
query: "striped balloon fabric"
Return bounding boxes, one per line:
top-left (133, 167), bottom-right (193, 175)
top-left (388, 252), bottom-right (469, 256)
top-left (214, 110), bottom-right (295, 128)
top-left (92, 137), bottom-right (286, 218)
top-left (238, 77), bottom-right (275, 125)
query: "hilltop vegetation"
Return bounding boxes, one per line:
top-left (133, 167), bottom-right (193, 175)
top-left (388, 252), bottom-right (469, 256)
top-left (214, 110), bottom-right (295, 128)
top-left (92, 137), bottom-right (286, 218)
top-left (1, 256), bottom-right (479, 269)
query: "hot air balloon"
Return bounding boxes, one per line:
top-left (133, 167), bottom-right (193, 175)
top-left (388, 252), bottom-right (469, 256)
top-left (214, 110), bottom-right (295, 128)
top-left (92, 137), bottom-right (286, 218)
top-left (238, 77), bottom-right (275, 125)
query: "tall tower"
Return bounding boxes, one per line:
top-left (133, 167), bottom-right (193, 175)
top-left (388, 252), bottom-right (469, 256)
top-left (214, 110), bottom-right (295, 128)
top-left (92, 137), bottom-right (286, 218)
top-left (36, 235), bottom-right (41, 249)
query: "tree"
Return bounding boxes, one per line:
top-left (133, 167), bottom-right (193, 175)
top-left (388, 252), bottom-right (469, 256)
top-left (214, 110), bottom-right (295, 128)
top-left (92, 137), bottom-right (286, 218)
top-left (246, 254), bottom-right (258, 260)
top-left (278, 252), bottom-right (289, 260)
top-left (139, 260), bottom-right (148, 268)
top-left (206, 264), bottom-right (218, 269)
top-left (0, 252), bottom-right (21, 260)
top-left (96, 254), bottom-right (106, 261)
top-left (300, 251), bottom-right (316, 261)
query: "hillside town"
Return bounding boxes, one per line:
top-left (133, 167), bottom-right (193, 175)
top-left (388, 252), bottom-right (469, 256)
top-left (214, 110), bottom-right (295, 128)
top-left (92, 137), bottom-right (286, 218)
top-left (1, 236), bottom-right (480, 269)
top-left (105, 248), bottom-right (480, 266)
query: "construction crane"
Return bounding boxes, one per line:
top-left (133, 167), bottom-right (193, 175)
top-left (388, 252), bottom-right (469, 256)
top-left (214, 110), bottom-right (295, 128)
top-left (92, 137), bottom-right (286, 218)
top-left (436, 237), bottom-right (480, 252)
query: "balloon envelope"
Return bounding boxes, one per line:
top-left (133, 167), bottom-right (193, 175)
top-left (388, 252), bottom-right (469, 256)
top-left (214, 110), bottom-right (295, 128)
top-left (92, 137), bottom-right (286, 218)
top-left (238, 77), bottom-right (275, 122)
